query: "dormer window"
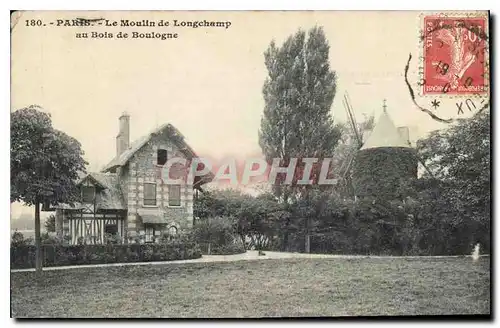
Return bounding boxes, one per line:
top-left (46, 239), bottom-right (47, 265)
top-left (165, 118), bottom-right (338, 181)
top-left (157, 149), bottom-right (168, 166)
top-left (82, 186), bottom-right (95, 203)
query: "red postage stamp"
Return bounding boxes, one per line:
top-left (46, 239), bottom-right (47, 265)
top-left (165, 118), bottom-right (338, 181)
top-left (422, 15), bottom-right (488, 95)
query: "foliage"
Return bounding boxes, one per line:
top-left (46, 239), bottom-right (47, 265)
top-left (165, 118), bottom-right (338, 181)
top-left (352, 147), bottom-right (418, 200)
top-left (44, 214), bottom-right (56, 233)
top-left (194, 189), bottom-right (286, 250)
top-left (412, 109), bottom-right (490, 253)
top-left (104, 233), bottom-right (122, 245)
top-left (193, 216), bottom-right (236, 247)
top-left (417, 109), bottom-right (490, 227)
top-left (210, 241), bottom-right (247, 255)
top-left (11, 105), bottom-right (87, 272)
top-left (258, 28), bottom-right (345, 250)
top-left (40, 232), bottom-right (62, 245)
top-left (10, 240), bottom-right (202, 269)
top-left (307, 110), bottom-right (490, 255)
top-left (158, 230), bottom-right (195, 244)
top-left (192, 111), bottom-right (489, 256)
top-left (11, 231), bottom-right (33, 247)
top-left (259, 27), bottom-right (342, 199)
top-left (279, 181), bottom-right (488, 256)
top-left (11, 105), bottom-right (87, 206)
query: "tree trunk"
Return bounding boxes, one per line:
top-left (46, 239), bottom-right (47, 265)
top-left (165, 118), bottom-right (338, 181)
top-left (304, 189), bottom-right (312, 253)
top-left (305, 217), bottom-right (311, 254)
top-left (282, 226), bottom-right (289, 252)
top-left (281, 191), bottom-right (290, 252)
top-left (34, 201), bottom-right (42, 275)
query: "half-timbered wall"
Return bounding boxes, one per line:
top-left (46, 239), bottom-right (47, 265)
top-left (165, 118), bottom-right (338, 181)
top-left (62, 179), bottom-right (125, 245)
top-left (67, 214), bottom-right (124, 245)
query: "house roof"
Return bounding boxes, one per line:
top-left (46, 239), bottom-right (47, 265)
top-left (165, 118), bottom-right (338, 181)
top-left (360, 111), bottom-right (411, 150)
top-left (101, 123), bottom-right (214, 187)
top-left (54, 173), bottom-right (126, 211)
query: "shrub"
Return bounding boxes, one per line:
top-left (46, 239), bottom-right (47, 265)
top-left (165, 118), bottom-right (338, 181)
top-left (211, 241), bottom-right (246, 255)
top-left (193, 216), bottom-right (235, 246)
top-left (104, 233), bottom-right (122, 245)
top-left (11, 231), bottom-right (33, 247)
top-left (193, 216), bottom-right (243, 255)
top-left (41, 232), bottom-right (63, 245)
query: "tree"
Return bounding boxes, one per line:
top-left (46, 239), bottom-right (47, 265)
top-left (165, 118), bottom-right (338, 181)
top-left (259, 26), bottom-right (342, 251)
top-left (11, 105), bottom-right (87, 274)
top-left (192, 216), bottom-right (236, 254)
top-left (194, 189), bottom-right (284, 250)
top-left (416, 109), bottom-right (490, 253)
top-left (44, 214), bottom-right (56, 233)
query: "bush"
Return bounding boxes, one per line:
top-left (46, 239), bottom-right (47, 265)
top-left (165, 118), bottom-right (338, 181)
top-left (10, 240), bottom-right (202, 269)
top-left (104, 233), bottom-right (122, 245)
top-left (193, 216), bottom-right (236, 246)
top-left (41, 232), bottom-right (63, 245)
top-left (211, 241), bottom-right (246, 255)
top-left (11, 231), bottom-right (33, 247)
top-left (193, 216), bottom-right (246, 255)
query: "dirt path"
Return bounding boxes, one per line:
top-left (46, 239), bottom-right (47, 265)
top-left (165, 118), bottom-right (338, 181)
top-left (11, 250), bottom-right (482, 273)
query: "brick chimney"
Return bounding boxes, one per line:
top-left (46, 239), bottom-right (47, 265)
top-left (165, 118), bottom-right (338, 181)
top-left (116, 112), bottom-right (130, 156)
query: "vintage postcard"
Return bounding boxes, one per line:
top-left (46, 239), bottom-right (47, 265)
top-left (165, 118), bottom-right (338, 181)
top-left (10, 10), bottom-right (490, 318)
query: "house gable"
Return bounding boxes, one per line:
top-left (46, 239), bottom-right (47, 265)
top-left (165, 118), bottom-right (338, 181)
top-left (102, 123), bottom-right (213, 188)
top-left (53, 173), bottom-right (126, 211)
top-left (123, 129), bottom-right (194, 233)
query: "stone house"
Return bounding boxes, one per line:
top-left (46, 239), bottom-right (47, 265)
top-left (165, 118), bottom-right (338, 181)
top-left (51, 112), bottom-right (213, 244)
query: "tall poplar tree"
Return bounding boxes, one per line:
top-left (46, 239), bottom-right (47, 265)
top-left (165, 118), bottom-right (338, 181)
top-left (258, 27), bottom-right (341, 251)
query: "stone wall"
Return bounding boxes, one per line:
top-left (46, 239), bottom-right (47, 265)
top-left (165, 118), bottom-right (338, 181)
top-left (123, 132), bottom-right (194, 238)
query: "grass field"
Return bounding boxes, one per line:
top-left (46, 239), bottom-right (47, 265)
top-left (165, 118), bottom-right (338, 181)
top-left (11, 256), bottom-right (490, 318)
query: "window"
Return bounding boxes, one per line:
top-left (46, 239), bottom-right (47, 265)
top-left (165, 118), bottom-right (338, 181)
top-left (168, 184), bottom-right (181, 206)
top-left (145, 225), bottom-right (155, 243)
top-left (157, 149), bottom-right (168, 166)
top-left (81, 186), bottom-right (95, 203)
top-left (144, 183), bottom-right (157, 206)
top-left (168, 226), bottom-right (178, 236)
top-left (105, 224), bottom-right (118, 235)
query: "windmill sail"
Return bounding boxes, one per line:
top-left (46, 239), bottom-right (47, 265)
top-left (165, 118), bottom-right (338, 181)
top-left (337, 92), bottom-right (363, 196)
top-left (343, 93), bottom-right (362, 148)
top-left (346, 93), bottom-right (361, 142)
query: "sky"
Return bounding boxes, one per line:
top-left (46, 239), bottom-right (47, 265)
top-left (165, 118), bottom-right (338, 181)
top-left (10, 10), bottom-right (487, 219)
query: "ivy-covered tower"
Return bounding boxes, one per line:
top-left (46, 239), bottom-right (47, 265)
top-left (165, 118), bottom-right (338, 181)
top-left (351, 102), bottom-right (418, 200)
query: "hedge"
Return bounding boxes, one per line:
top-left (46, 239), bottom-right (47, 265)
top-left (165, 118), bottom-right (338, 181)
top-left (198, 241), bottom-right (246, 255)
top-left (11, 241), bottom-right (202, 269)
top-left (210, 242), bottom-right (246, 255)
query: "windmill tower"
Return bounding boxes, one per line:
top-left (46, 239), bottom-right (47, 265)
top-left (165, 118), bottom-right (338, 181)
top-left (351, 100), bottom-right (418, 200)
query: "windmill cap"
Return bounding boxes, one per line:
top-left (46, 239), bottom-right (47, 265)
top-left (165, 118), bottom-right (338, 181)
top-left (360, 111), bottom-right (411, 150)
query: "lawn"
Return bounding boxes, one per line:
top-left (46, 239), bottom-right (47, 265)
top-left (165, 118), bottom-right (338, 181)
top-left (11, 256), bottom-right (490, 318)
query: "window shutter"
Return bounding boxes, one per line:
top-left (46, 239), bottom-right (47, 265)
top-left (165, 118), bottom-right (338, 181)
top-left (82, 186), bottom-right (95, 203)
top-left (144, 183), bottom-right (157, 206)
top-left (168, 185), bottom-right (181, 206)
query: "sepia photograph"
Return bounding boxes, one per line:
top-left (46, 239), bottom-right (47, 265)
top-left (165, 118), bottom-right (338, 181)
top-left (10, 9), bottom-right (491, 319)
